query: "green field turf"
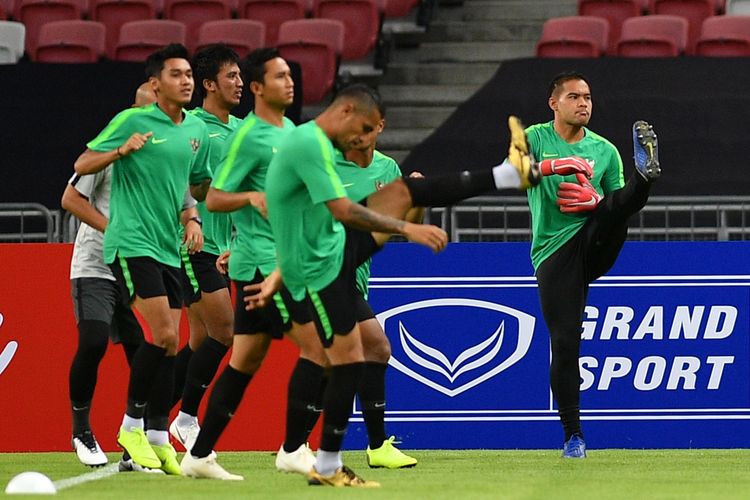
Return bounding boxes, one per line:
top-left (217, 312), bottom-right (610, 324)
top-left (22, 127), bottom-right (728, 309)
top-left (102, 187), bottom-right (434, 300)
top-left (2, 449), bottom-right (749, 499)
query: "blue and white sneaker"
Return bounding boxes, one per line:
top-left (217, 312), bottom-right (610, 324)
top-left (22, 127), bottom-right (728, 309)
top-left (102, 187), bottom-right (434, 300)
top-left (633, 120), bottom-right (660, 181)
top-left (562, 434), bottom-right (587, 459)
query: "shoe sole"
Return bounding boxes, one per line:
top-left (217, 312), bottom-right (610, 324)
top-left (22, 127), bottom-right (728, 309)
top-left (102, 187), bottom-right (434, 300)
top-left (633, 120), bottom-right (660, 179)
top-left (367, 462), bottom-right (417, 469)
top-left (508, 116), bottom-right (541, 188)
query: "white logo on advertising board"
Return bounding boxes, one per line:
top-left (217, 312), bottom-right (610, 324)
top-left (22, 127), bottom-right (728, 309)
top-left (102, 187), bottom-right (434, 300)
top-left (376, 298), bottom-right (535, 397)
top-left (0, 313), bottom-right (18, 377)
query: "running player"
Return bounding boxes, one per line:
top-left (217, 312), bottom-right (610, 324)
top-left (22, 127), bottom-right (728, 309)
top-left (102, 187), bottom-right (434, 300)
top-left (169, 44), bottom-right (243, 453)
top-left (73, 44), bottom-right (212, 474)
top-left (525, 71), bottom-right (660, 458)
top-left (179, 47), bottom-right (299, 480)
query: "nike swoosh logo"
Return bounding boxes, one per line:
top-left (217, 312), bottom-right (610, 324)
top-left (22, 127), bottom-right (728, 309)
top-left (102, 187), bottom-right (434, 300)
top-left (200, 383), bottom-right (210, 389)
top-left (134, 402), bottom-right (147, 408)
top-left (573, 197), bottom-right (598, 207)
top-left (542, 152), bottom-right (557, 158)
top-left (151, 138), bottom-right (167, 144)
top-left (373, 402), bottom-right (386, 408)
top-left (342, 182), bottom-right (355, 188)
top-left (72, 405), bottom-right (89, 411)
top-left (209, 133), bottom-right (222, 138)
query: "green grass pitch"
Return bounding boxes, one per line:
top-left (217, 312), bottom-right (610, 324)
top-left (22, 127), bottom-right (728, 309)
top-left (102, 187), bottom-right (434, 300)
top-left (2, 449), bottom-right (749, 499)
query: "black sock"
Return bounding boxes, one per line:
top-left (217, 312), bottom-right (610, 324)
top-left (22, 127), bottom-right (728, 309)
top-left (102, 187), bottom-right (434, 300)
top-left (191, 366), bottom-right (252, 458)
top-left (559, 406), bottom-right (582, 442)
top-left (320, 363), bottom-right (364, 452)
top-left (180, 337), bottom-right (229, 416)
top-left (284, 358), bottom-right (324, 453)
top-left (305, 374), bottom-right (328, 438)
top-left (69, 320), bottom-right (109, 434)
top-left (402, 170), bottom-right (495, 207)
top-left (145, 355), bottom-right (176, 431)
top-left (125, 342), bottom-right (166, 419)
top-left (171, 344), bottom-right (194, 408)
top-left (359, 362), bottom-right (387, 449)
top-left (122, 341), bottom-right (141, 367)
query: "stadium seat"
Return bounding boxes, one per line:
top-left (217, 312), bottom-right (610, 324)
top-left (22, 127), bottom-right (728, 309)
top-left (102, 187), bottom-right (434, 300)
top-left (0, 20), bottom-right (25, 63)
top-left (652, 0), bottom-right (714, 54)
top-left (195, 19), bottom-right (265, 57)
top-left (163, 0), bottom-right (232, 51)
top-left (617, 14), bottom-right (688, 56)
top-left (238, 0), bottom-right (306, 46)
top-left (314, 0), bottom-right (382, 60)
top-left (727, 0), bottom-right (750, 13)
top-left (0, 3), bottom-right (7, 19)
top-left (90, 0), bottom-right (158, 60)
top-left (114, 19), bottom-right (186, 62)
top-left (536, 16), bottom-right (609, 58)
top-left (384, 0), bottom-right (418, 17)
top-left (277, 18), bottom-right (343, 104)
top-left (34, 20), bottom-right (105, 62)
top-left (695, 15), bottom-right (750, 56)
top-left (16, 0), bottom-right (86, 57)
top-left (578, 0), bottom-right (642, 55)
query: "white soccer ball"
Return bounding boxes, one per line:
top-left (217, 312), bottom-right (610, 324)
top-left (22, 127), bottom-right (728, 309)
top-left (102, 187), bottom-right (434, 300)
top-left (5, 471), bottom-right (56, 495)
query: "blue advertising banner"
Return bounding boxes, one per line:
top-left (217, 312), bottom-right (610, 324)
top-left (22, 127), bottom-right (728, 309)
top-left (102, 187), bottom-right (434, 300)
top-left (345, 242), bottom-right (750, 450)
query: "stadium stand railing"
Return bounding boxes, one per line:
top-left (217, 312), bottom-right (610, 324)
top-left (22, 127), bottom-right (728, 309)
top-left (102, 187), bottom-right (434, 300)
top-left (0, 203), bottom-right (59, 242)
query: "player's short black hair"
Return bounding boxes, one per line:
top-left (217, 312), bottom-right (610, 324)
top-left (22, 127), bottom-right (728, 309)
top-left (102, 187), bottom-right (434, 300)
top-left (192, 44), bottom-right (240, 99)
top-left (332, 83), bottom-right (386, 119)
top-left (145, 43), bottom-right (190, 78)
top-left (548, 71), bottom-right (591, 98)
top-left (243, 47), bottom-right (282, 85)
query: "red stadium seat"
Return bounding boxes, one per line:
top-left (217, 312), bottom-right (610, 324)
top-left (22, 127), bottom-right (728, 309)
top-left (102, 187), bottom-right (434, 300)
top-left (34, 20), bottom-right (105, 62)
top-left (238, 0), bottom-right (306, 46)
top-left (163, 0), bottom-right (232, 51)
top-left (16, 0), bottom-right (85, 57)
top-left (648, 0), bottom-right (724, 12)
top-left (617, 14), bottom-right (688, 56)
top-left (652, 0), bottom-right (714, 54)
top-left (536, 16), bottom-right (609, 58)
top-left (114, 19), bottom-right (186, 62)
top-left (383, 0), bottom-right (417, 17)
top-left (695, 14), bottom-right (750, 56)
top-left (278, 18), bottom-right (344, 104)
top-left (90, 0), bottom-right (157, 60)
top-left (195, 19), bottom-right (265, 57)
top-left (578, 0), bottom-right (641, 55)
top-left (314, 0), bottom-right (382, 60)
top-left (0, 20), bottom-right (25, 62)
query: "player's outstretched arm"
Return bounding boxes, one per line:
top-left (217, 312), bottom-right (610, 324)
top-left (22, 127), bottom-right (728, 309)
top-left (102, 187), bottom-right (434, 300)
top-left (327, 197), bottom-right (447, 253)
top-left (74, 132), bottom-right (153, 175)
top-left (190, 179), bottom-right (211, 202)
top-left (206, 187), bottom-right (267, 217)
top-left (61, 183), bottom-right (108, 232)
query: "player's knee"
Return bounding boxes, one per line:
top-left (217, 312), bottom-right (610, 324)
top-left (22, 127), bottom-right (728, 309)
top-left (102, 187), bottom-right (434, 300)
top-left (77, 320), bottom-right (110, 360)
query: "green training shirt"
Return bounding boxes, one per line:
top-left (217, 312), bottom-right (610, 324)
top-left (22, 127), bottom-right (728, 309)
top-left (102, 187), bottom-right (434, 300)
top-left (335, 150), bottom-right (402, 298)
top-left (188, 107), bottom-right (240, 255)
top-left (526, 121), bottom-right (624, 270)
top-left (266, 121), bottom-right (347, 300)
top-left (87, 103), bottom-right (212, 267)
top-left (211, 112), bottom-right (296, 280)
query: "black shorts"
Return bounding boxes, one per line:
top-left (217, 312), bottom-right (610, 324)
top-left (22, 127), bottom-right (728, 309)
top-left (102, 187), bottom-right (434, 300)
top-left (180, 249), bottom-right (230, 306)
top-left (109, 255), bottom-right (183, 309)
top-left (71, 277), bottom-right (144, 345)
top-left (304, 227), bottom-right (379, 347)
top-left (354, 293), bottom-right (375, 322)
top-left (233, 270), bottom-right (308, 339)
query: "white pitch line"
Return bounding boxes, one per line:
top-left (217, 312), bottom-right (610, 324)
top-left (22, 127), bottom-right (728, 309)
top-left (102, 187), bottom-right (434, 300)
top-left (52, 463), bottom-right (119, 491)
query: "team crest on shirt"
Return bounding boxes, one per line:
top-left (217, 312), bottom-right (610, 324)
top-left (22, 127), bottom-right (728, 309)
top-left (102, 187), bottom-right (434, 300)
top-left (190, 138), bottom-right (201, 153)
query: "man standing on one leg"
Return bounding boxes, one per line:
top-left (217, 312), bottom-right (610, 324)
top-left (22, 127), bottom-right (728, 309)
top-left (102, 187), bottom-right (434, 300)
top-left (169, 44), bottom-right (243, 453)
top-left (74, 44), bottom-right (212, 474)
top-left (525, 71), bottom-right (660, 458)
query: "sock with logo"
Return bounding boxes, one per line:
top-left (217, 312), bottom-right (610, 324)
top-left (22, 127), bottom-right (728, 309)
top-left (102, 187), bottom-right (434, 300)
top-left (402, 170), bottom-right (498, 207)
top-left (180, 337), bottom-right (229, 417)
top-left (320, 362), bottom-right (364, 453)
top-left (171, 344), bottom-right (193, 407)
top-left (145, 354), bottom-right (176, 434)
top-left (559, 406), bottom-right (583, 442)
top-left (125, 342), bottom-right (166, 419)
top-left (359, 362), bottom-right (388, 450)
top-left (305, 374), bottom-right (328, 437)
top-left (70, 320), bottom-right (110, 433)
top-left (284, 358), bottom-right (325, 453)
top-left (191, 365), bottom-right (252, 458)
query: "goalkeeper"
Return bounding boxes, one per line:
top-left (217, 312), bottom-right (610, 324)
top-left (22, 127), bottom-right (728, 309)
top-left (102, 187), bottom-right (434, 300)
top-left (525, 71), bottom-right (660, 459)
